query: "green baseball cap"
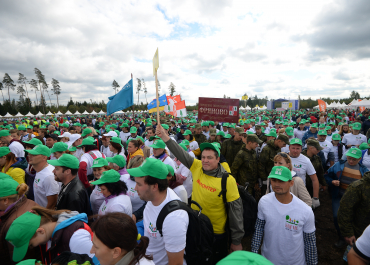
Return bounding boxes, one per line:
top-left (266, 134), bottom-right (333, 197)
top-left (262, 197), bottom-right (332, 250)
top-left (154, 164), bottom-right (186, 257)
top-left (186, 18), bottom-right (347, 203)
top-left (23, 138), bottom-right (43, 146)
top-left (110, 137), bottom-right (123, 147)
top-left (200, 142), bottom-right (220, 157)
top-left (325, 126), bottom-right (331, 131)
top-left (0, 173), bottom-right (20, 197)
top-left (182, 140), bottom-right (190, 146)
top-left (216, 250), bottom-right (273, 265)
top-left (332, 134), bottom-right (341, 141)
top-left (166, 164), bottom-right (174, 176)
top-left (162, 124), bottom-right (169, 130)
top-left (90, 157), bottom-right (109, 168)
top-left (306, 139), bottom-right (323, 151)
top-left (310, 123), bottom-right (318, 128)
top-left (77, 136), bottom-right (95, 147)
top-left (120, 123), bottom-right (129, 128)
top-left (53, 131), bottom-right (61, 136)
top-left (359, 143), bottom-right (370, 151)
top-left (265, 131), bottom-right (277, 137)
top-left (16, 259), bottom-right (40, 265)
top-left (179, 143), bottom-right (187, 151)
top-left (130, 127), bottom-right (137, 133)
top-left (127, 157), bottom-right (168, 180)
top-left (18, 125), bottom-right (26, 131)
top-left (0, 130), bottom-right (10, 137)
top-left (181, 129), bottom-right (191, 136)
top-left (319, 124), bottom-right (326, 129)
top-left (216, 131), bottom-right (225, 137)
top-left (74, 122), bottom-right (82, 127)
top-left (285, 127), bottom-right (294, 136)
top-left (224, 133), bottom-right (232, 139)
top-left (81, 128), bottom-right (92, 137)
top-left (352, 122), bottom-right (361, 130)
top-left (25, 145), bottom-right (51, 157)
top-left (0, 146), bottom-right (11, 157)
top-left (68, 146), bottom-right (77, 152)
top-left (106, 155), bottom-right (126, 168)
top-left (47, 154), bottom-right (79, 169)
top-left (50, 142), bottom-right (68, 153)
top-left (150, 139), bottom-right (166, 149)
top-left (346, 148), bottom-right (362, 159)
top-left (268, 166), bottom-right (292, 182)
top-left (290, 138), bottom-right (302, 146)
top-left (91, 169), bottom-right (120, 185)
top-left (99, 122), bottom-right (105, 127)
top-left (318, 130), bottom-right (327, 136)
top-left (5, 212), bottom-right (41, 262)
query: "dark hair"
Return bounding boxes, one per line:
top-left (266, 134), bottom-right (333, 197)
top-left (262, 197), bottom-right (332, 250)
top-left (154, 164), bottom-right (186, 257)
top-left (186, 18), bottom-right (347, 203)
top-left (201, 148), bottom-right (219, 159)
top-left (147, 128), bottom-right (155, 134)
top-left (35, 136), bottom-right (45, 145)
top-left (83, 144), bottom-right (97, 152)
top-left (61, 166), bottom-right (78, 176)
top-left (144, 175), bottom-right (168, 192)
top-left (110, 141), bottom-right (122, 154)
top-left (128, 140), bottom-right (140, 150)
top-left (188, 135), bottom-right (194, 141)
top-left (92, 212), bottom-right (152, 265)
top-left (99, 180), bottom-right (127, 196)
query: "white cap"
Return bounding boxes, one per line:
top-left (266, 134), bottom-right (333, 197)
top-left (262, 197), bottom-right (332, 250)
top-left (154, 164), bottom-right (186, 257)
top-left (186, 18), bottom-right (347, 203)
top-left (68, 134), bottom-right (81, 145)
top-left (103, 131), bottom-right (118, 137)
top-left (58, 132), bottom-right (71, 139)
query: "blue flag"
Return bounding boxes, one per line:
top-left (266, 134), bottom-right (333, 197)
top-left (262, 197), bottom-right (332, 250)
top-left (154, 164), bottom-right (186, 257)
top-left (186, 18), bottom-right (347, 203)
top-left (147, 94), bottom-right (168, 110)
top-left (106, 79), bottom-right (133, 116)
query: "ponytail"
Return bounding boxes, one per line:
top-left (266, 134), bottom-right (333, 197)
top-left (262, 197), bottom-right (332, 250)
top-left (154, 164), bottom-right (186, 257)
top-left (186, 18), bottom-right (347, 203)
top-left (129, 236), bottom-right (152, 265)
top-left (16, 183), bottom-right (28, 197)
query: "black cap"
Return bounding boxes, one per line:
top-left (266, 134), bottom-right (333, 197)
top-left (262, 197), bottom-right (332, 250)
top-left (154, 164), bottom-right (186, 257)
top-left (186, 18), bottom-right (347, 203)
top-left (45, 134), bottom-right (58, 141)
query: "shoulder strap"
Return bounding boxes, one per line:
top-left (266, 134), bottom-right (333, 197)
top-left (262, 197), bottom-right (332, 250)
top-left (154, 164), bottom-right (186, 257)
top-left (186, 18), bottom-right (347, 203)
top-left (102, 153), bottom-right (106, 158)
top-left (157, 200), bottom-right (188, 237)
top-left (218, 172), bottom-right (229, 210)
top-left (89, 151), bottom-right (98, 160)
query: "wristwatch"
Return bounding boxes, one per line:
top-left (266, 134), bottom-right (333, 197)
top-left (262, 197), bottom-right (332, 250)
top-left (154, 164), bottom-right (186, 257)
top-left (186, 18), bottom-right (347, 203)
top-left (313, 197), bottom-right (319, 200)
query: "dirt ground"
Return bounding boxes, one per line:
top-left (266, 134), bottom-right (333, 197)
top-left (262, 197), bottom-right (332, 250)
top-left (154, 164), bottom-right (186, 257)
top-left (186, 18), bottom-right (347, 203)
top-left (242, 190), bottom-right (348, 265)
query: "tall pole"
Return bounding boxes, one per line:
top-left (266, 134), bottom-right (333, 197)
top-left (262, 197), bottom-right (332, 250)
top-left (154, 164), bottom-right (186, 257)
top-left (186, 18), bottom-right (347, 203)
top-left (131, 73), bottom-right (134, 119)
top-left (155, 70), bottom-right (160, 125)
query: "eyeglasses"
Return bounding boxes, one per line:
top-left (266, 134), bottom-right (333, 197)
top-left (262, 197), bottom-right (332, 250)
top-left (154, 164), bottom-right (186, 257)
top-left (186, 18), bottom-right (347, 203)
top-left (277, 152), bottom-right (288, 158)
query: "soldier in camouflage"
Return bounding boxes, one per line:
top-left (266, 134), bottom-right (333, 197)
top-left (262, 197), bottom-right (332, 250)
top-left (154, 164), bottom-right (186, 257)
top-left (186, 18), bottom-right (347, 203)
top-left (193, 123), bottom-right (207, 145)
top-left (255, 125), bottom-right (267, 143)
top-left (206, 128), bottom-right (220, 144)
top-left (258, 134), bottom-right (290, 195)
top-left (221, 127), bottom-right (244, 167)
top-left (231, 134), bottom-right (261, 194)
top-left (338, 171), bottom-right (370, 246)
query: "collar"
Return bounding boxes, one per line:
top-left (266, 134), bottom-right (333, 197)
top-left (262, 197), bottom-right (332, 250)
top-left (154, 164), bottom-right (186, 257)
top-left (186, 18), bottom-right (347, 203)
top-left (155, 152), bottom-right (167, 160)
top-left (115, 250), bottom-right (135, 265)
top-left (105, 192), bottom-right (125, 204)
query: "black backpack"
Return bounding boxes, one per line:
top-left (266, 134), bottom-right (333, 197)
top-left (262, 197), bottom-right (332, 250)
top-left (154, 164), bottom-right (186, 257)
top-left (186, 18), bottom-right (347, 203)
top-left (156, 200), bottom-right (214, 265)
top-left (220, 172), bottom-right (258, 237)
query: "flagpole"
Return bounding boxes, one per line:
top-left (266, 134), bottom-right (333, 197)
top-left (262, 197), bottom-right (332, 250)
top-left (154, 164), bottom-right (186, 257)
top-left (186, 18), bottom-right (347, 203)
top-left (155, 70), bottom-right (160, 125)
top-left (131, 73), bottom-right (134, 119)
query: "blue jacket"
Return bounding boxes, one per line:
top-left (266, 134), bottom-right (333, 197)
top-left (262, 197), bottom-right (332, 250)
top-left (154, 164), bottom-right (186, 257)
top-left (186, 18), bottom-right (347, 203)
top-left (302, 130), bottom-right (318, 144)
top-left (324, 159), bottom-right (369, 197)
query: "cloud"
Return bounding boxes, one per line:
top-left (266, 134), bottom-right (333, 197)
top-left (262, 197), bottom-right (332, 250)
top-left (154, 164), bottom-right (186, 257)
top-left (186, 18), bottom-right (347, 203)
top-left (219, 79), bottom-right (230, 84)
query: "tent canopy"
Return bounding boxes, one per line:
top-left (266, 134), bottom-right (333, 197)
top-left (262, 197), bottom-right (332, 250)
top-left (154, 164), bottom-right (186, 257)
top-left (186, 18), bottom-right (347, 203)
top-left (64, 110), bottom-right (72, 115)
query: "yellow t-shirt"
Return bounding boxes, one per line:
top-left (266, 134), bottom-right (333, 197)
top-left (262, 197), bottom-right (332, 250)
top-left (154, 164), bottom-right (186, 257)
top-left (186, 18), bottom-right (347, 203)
top-left (190, 159), bottom-right (240, 234)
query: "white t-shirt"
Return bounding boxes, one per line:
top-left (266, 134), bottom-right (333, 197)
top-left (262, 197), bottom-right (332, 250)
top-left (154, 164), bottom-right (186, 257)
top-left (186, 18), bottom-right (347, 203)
top-left (189, 140), bottom-right (199, 151)
top-left (362, 151), bottom-right (370, 171)
top-left (90, 185), bottom-right (105, 215)
top-left (281, 145), bottom-right (289, 153)
top-left (80, 150), bottom-right (105, 176)
top-left (202, 131), bottom-right (210, 140)
top-left (290, 154), bottom-right (316, 184)
top-left (101, 145), bottom-right (114, 158)
top-left (319, 140), bottom-right (333, 161)
top-left (145, 139), bottom-right (153, 147)
top-left (144, 188), bottom-right (189, 265)
top-left (354, 224), bottom-right (370, 259)
top-left (33, 165), bottom-right (60, 207)
top-left (342, 133), bottom-right (367, 146)
top-left (120, 131), bottom-right (131, 142)
top-left (98, 194), bottom-right (132, 216)
top-left (9, 141), bottom-right (25, 158)
top-left (74, 148), bottom-right (84, 161)
top-left (172, 185), bottom-right (188, 203)
top-left (294, 129), bottom-right (306, 140)
top-left (258, 192), bottom-right (316, 265)
top-left (175, 158), bottom-right (193, 198)
top-left (69, 229), bottom-right (94, 258)
top-left (121, 174), bottom-right (145, 213)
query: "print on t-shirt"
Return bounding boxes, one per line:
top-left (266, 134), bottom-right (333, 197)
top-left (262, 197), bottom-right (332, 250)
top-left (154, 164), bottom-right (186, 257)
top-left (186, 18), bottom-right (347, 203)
top-left (148, 222), bottom-right (158, 238)
top-left (285, 215), bottom-right (299, 232)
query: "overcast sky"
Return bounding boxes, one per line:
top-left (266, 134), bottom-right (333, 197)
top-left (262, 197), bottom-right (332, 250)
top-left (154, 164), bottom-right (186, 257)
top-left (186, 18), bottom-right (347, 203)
top-left (0, 0), bottom-right (369, 106)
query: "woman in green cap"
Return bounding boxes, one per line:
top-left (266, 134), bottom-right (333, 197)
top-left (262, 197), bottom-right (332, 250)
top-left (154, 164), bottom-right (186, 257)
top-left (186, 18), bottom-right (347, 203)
top-left (90, 159), bottom-right (112, 215)
top-left (0, 147), bottom-right (27, 184)
top-left (50, 142), bottom-right (69, 160)
top-left (5, 206), bottom-right (94, 265)
top-left (339, 123), bottom-right (349, 138)
top-left (108, 137), bottom-right (126, 159)
top-left (0, 175), bottom-right (38, 264)
top-left (91, 169), bottom-right (132, 217)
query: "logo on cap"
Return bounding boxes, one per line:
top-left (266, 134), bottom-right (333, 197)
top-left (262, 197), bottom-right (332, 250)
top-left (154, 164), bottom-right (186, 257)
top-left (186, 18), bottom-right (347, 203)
top-left (351, 150), bottom-right (357, 154)
top-left (94, 160), bottom-right (99, 164)
top-left (294, 139), bottom-right (299, 143)
top-left (275, 168), bottom-right (283, 175)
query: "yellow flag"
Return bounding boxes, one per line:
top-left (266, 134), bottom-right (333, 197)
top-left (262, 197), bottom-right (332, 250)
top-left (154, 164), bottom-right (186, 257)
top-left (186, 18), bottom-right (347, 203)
top-left (242, 95), bottom-right (248, 100)
top-left (153, 48), bottom-right (159, 76)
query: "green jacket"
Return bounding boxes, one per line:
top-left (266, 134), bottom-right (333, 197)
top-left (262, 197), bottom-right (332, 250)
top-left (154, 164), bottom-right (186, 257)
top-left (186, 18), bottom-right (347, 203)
top-left (194, 133), bottom-right (207, 146)
top-left (338, 172), bottom-right (370, 238)
top-left (230, 144), bottom-right (258, 194)
top-left (301, 149), bottom-right (327, 187)
top-left (257, 133), bottom-right (267, 146)
top-left (258, 139), bottom-right (280, 181)
top-left (221, 136), bottom-right (244, 167)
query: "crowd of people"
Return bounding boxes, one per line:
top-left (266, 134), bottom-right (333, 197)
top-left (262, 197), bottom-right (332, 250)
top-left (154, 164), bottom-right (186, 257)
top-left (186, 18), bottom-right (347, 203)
top-left (0, 108), bottom-right (370, 265)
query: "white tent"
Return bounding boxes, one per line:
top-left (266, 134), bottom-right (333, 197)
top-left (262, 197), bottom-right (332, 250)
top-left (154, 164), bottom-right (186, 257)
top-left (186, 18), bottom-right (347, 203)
top-left (64, 110), bottom-right (72, 115)
top-left (74, 111), bottom-right (81, 115)
top-left (245, 105), bottom-right (251, 110)
top-left (351, 99), bottom-right (370, 107)
top-left (313, 105), bottom-right (320, 109)
top-left (82, 110), bottom-right (89, 114)
top-left (114, 110), bottom-right (124, 114)
top-left (25, 111), bottom-right (34, 116)
top-left (90, 110), bottom-right (97, 114)
top-left (98, 110), bottom-right (106, 114)
top-left (15, 112), bottom-right (24, 117)
top-left (35, 111), bottom-right (43, 116)
top-left (46, 111), bottom-right (53, 115)
top-left (56, 111), bottom-right (63, 115)
top-left (4, 112), bottom-right (13, 118)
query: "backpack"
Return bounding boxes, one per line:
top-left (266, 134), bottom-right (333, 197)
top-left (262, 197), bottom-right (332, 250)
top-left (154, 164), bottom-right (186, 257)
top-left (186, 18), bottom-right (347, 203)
top-left (156, 200), bottom-right (214, 265)
top-left (220, 172), bottom-right (258, 237)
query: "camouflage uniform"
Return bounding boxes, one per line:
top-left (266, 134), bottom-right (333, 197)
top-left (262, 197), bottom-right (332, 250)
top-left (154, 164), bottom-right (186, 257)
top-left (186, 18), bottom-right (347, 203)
top-left (194, 133), bottom-right (207, 145)
top-left (338, 172), bottom-right (370, 238)
top-left (231, 144), bottom-right (258, 194)
top-left (256, 133), bottom-right (267, 145)
top-left (258, 139), bottom-right (281, 182)
top-left (221, 136), bottom-right (244, 167)
top-left (301, 149), bottom-right (327, 195)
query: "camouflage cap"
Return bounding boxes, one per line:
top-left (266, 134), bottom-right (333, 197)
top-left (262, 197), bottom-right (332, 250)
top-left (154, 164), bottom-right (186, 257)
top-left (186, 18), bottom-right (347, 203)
top-left (247, 134), bottom-right (262, 144)
top-left (307, 139), bottom-right (323, 151)
top-left (276, 133), bottom-right (289, 144)
top-left (194, 123), bottom-right (201, 129)
top-left (235, 127), bottom-right (245, 134)
top-left (209, 128), bottom-right (217, 136)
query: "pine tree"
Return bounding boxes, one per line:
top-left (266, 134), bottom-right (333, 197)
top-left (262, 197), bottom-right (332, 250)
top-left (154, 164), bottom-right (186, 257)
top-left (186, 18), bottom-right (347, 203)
top-left (51, 78), bottom-right (61, 109)
top-left (136, 78), bottom-right (141, 104)
top-left (29, 79), bottom-right (39, 106)
top-left (142, 79), bottom-right (147, 104)
top-left (2, 73), bottom-right (16, 102)
top-left (112, 80), bottom-right (120, 94)
top-left (18, 73), bottom-right (31, 108)
top-left (0, 82), bottom-right (4, 103)
top-left (168, 82), bottom-right (176, 96)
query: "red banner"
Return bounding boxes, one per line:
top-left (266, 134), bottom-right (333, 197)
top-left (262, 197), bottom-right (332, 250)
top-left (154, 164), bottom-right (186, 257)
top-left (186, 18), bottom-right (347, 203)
top-left (198, 97), bottom-right (240, 123)
top-left (317, 99), bottom-right (326, 112)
